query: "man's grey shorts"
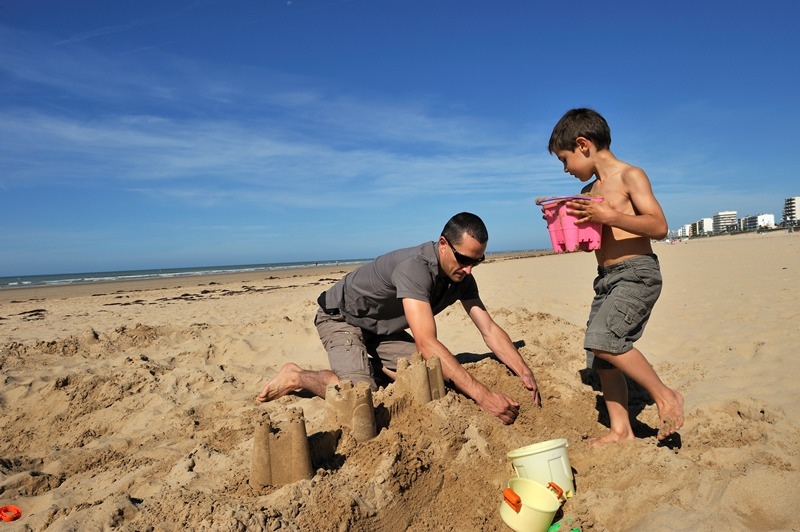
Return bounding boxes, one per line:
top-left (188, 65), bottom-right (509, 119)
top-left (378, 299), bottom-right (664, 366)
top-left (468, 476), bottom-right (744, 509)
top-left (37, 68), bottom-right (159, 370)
top-left (584, 254), bottom-right (662, 370)
top-left (314, 308), bottom-right (418, 390)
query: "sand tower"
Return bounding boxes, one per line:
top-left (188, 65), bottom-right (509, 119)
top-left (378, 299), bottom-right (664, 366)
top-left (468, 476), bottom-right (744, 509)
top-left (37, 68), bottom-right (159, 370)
top-left (250, 408), bottom-right (313, 488)
top-left (324, 380), bottom-right (378, 443)
top-left (394, 353), bottom-right (446, 404)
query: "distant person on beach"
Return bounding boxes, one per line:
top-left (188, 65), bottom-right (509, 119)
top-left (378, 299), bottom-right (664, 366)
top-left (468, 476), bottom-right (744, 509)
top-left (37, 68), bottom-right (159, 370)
top-left (547, 108), bottom-right (684, 445)
top-left (257, 212), bottom-right (541, 424)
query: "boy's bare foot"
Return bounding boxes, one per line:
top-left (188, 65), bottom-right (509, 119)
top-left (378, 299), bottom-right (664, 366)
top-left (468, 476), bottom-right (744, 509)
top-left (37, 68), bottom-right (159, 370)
top-left (256, 362), bottom-right (303, 402)
top-left (588, 428), bottom-right (635, 447)
top-left (656, 389), bottom-right (684, 440)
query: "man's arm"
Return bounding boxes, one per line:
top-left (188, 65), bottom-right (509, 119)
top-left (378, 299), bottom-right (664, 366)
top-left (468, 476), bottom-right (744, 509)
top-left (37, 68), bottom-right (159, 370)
top-left (402, 297), bottom-right (520, 424)
top-left (462, 298), bottom-right (541, 407)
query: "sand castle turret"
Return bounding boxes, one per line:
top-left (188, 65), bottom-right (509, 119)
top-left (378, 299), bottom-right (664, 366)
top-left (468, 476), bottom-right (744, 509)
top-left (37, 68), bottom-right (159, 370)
top-left (395, 353), bottom-right (446, 404)
top-left (250, 408), bottom-right (313, 488)
top-left (325, 380), bottom-right (377, 443)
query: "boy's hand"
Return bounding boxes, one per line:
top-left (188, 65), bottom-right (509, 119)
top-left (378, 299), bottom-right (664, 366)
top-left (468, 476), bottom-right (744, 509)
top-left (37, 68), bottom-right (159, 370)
top-left (566, 198), bottom-right (614, 225)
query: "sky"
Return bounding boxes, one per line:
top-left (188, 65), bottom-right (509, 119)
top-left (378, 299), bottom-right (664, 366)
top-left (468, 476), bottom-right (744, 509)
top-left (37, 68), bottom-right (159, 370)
top-left (1, 0), bottom-right (798, 276)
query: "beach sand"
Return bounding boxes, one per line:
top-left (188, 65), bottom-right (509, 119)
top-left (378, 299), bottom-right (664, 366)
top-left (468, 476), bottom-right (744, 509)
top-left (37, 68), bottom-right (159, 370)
top-left (1, 231), bottom-right (798, 531)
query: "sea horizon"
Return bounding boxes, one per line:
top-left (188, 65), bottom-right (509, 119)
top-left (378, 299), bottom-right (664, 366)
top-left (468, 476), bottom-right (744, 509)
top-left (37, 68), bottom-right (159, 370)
top-left (0, 258), bottom-right (374, 290)
top-left (0, 248), bottom-right (551, 290)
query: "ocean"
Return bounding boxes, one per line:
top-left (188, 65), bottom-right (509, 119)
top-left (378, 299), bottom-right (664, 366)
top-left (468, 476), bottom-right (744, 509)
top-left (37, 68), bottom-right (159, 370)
top-left (0, 259), bottom-right (373, 289)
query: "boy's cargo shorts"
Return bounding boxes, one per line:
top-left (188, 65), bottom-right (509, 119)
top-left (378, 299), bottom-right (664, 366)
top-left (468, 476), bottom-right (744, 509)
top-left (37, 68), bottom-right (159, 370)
top-left (314, 308), bottom-right (417, 390)
top-left (584, 254), bottom-right (662, 370)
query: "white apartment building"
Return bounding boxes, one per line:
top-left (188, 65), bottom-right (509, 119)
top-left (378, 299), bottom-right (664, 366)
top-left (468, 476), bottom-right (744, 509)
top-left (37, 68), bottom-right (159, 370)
top-left (713, 211), bottom-right (738, 234)
top-left (740, 213), bottom-right (776, 231)
top-left (783, 197), bottom-right (800, 226)
top-left (691, 217), bottom-right (713, 236)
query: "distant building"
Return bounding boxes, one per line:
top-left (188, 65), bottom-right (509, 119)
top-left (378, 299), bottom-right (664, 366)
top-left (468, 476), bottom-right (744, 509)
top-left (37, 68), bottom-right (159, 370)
top-left (676, 224), bottom-right (692, 238)
top-left (783, 197), bottom-right (800, 226)
top-left (740, 214), bottom-right (776, 232)
top-left (691, 217), bottom-right (713, 236)
top-left (713, 211), bottom-right (738, 234)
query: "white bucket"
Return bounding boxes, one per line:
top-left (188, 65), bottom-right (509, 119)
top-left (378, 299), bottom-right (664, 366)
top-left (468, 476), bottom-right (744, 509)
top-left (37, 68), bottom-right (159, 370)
top-left (499, 477), bottom-right (563, 532)
top-left (507, 438), bottom-right (574, 500)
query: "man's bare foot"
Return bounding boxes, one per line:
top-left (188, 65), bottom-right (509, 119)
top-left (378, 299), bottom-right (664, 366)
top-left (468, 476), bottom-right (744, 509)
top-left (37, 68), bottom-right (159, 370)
top-left (656, 389), bottom-right (684, 440)
top-left (256, 362), bottom-right (303, 402)
top-left (588, 429), bottom-right (635, 447)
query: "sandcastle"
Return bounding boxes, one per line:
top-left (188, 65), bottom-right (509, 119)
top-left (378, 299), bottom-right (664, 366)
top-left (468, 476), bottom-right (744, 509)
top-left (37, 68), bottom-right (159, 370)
top-left (394, 352), bottom-right (445, 404)
top-left (325, 380), bottom-right (377, 443)
top-left (250, 408), bottom-right (313, 488)
top-left (250, 382), bottom-right (379, 488)
top-left (251, 353), bottom-right (447, 488)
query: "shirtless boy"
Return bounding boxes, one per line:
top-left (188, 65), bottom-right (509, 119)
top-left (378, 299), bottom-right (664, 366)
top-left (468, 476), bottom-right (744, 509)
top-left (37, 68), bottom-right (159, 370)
top-left (548, 108), bottom-right (684, 445)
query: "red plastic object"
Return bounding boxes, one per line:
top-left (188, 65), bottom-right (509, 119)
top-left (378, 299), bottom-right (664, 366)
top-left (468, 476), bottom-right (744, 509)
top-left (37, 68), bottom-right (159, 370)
top-left (547, 482), bottom-right (564, 501)
top-left (503, 488), bottom-right (522, 513)
top-left (0, 505), bottom-right (21, 522)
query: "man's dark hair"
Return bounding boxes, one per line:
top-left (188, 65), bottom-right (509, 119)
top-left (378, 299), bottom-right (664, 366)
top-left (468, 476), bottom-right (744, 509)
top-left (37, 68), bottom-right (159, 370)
top-left (441, 212), bottom-right (488, 245)
top-left (548, 108), bottom-right (611, 154)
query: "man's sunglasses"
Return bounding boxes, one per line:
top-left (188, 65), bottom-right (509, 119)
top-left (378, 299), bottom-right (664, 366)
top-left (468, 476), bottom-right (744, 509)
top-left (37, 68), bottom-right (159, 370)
top-left (443, 236), bottom-right (485, 267)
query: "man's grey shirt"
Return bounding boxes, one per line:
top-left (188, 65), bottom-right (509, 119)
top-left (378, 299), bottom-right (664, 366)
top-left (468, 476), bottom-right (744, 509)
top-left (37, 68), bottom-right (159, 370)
top-left (322, 241), bottom-right (480, 336)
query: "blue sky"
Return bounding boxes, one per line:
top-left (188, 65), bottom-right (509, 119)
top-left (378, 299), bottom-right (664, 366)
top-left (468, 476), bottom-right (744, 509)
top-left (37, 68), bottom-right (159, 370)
top-left (1, 0), bottom-right (798, 276)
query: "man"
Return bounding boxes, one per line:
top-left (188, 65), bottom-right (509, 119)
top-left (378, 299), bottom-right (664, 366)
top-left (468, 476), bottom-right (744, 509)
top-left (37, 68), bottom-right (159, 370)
top-left (257, 212), bottom-right (540, 424)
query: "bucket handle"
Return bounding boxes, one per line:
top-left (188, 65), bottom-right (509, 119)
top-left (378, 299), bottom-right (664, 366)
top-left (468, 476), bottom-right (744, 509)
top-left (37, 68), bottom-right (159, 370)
top-left (503, 488), bottom-right (522, 513)
top-left (547, 482), bottom-right (564, 500)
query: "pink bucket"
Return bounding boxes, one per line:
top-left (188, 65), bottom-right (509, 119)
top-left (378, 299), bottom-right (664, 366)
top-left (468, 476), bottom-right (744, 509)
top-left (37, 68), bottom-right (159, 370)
top-left (535, 196), bottom-right (603, 253)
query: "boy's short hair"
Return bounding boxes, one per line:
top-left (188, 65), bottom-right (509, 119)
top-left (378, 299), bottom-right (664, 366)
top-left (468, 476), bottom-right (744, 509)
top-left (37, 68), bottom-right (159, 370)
top-left (548, 108), bottom-right (611, 153)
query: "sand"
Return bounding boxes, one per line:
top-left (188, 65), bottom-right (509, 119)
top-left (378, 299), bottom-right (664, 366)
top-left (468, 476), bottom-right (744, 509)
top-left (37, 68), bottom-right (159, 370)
top-left (1, 231), bottom-right (798, 531)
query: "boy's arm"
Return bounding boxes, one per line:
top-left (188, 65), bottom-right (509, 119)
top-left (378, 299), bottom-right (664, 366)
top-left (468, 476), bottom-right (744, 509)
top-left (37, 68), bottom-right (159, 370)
top-left (570, 167), bottom-right (668, 240)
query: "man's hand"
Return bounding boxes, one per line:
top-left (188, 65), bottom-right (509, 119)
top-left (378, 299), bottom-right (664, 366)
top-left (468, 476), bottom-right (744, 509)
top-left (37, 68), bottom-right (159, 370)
top-left (478, 389), bottom-right (521, 424)
top-left (520, 371), bottom-right (542, 408)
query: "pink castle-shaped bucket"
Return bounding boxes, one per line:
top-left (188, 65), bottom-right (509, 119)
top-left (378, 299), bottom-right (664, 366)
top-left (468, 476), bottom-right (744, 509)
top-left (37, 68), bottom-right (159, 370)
top-left (535, 196), bottom-right (603, 253)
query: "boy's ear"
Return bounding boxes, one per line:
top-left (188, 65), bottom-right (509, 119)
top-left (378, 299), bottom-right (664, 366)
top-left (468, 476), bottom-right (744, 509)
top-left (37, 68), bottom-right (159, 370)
top-left (575, 136), bottom-right (592, 153)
